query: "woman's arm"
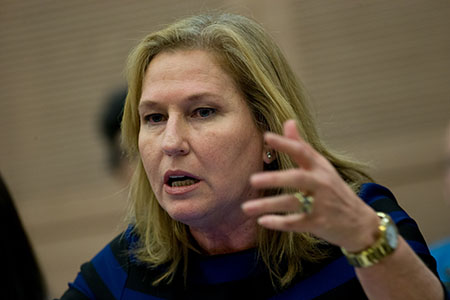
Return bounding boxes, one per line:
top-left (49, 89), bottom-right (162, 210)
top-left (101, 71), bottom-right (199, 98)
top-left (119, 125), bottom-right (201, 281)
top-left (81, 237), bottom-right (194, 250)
top-left (242, 119), bottom-right (445, 300)
top-left (356, 236), bottom-right (443, 299)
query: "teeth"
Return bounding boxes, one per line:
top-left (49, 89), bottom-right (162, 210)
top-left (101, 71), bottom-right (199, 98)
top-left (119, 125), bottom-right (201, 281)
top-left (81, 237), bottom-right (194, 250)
top-left (172, 179), bottom-right (197, 187)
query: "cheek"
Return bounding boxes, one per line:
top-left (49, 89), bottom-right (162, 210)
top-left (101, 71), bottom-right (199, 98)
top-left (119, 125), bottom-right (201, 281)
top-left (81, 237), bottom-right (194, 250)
top-left (138, 130), bottom-right (156, 157)
top-left (138, 128), bottom-right (150, 150)
top-left (202, 130), bottom-right (236, 155)
top-left (138, 135), bottom-right (159, 178)
top-left (195, 134), bottom-right (225, 164)
top-left (200, 128), bottom-right (262, 170)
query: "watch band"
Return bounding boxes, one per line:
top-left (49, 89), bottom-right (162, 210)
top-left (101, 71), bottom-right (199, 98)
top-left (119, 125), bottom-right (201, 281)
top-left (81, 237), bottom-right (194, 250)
top-left (341, 212), bottom-right (398, 268)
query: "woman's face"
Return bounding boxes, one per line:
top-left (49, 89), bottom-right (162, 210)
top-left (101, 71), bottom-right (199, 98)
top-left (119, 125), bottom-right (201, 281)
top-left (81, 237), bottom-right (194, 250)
top-left (138, 49), bottom-right (265, 229)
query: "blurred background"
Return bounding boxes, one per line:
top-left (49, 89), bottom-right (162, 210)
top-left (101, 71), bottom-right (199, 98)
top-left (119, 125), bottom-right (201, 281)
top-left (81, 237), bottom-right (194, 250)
top-left (1, 0), bottom-right (449, 297)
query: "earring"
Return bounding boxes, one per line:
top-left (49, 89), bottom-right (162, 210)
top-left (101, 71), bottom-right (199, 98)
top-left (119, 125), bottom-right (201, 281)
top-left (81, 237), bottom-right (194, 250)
top-left (266, 151), bottom-right (272, 159)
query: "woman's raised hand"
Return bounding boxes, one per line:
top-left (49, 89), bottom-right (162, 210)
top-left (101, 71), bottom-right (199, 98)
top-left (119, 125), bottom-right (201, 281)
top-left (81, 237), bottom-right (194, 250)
top-left (242, 119), bottom-right (380, 252)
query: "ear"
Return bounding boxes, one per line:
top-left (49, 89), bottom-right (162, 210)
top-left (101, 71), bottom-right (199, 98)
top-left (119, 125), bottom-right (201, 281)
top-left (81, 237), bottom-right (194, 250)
top-left (263, 149), bottom-right (275, 164)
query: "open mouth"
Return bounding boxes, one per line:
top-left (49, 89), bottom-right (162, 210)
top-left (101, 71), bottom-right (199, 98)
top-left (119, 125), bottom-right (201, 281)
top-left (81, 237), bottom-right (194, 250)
top-left (167, 175), bottom-right (200, 187)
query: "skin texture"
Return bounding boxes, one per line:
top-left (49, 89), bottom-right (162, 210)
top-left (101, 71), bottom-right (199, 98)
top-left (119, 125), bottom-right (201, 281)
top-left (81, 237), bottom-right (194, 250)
top-left (138, 49), bottom-right (265, 254)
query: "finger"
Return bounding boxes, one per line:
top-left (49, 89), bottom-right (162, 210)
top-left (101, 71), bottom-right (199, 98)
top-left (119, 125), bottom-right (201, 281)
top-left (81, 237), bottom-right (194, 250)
top-left (242, 194), bottom-right (300, 216)
top-left (257, 213), bottom-right (307, 232)
top-left (283, 119), bottom-right (303, 141)
top-left (264, 132), bottom-right (315, 170)
top-left (250, 168), bottom-right (315, 191)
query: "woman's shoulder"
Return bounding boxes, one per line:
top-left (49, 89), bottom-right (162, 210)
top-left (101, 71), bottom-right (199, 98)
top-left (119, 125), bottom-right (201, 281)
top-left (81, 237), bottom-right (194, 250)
top-left (60, 229), bottom-right (134, 299)
top-left (358, 183), bottom-right (409, 219)
top-left (358, 183), bottom-right (397, 204)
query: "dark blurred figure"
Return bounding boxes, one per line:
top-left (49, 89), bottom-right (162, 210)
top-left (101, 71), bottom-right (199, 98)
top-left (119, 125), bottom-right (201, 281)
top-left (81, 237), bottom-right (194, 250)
top-left (99, 87), bottom-right (134, 184)
top-left (1, 173), bottom-right (47, 300)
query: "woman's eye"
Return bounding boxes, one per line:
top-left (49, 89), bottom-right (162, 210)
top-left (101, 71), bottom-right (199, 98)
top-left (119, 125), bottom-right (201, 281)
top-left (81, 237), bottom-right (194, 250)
top-left (144, 113), bottom-right (165, 124)
top-left (192, 108), bottom-right (216, 118)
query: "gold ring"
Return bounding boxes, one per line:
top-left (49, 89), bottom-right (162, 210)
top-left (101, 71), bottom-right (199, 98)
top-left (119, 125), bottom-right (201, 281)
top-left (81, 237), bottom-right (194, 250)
top-left (294, 192), bottom-right (314, 215)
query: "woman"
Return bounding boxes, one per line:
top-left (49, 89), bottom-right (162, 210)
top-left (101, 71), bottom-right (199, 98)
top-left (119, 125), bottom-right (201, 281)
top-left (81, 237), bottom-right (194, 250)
top-left (61, 13), bottom-right (447, 299)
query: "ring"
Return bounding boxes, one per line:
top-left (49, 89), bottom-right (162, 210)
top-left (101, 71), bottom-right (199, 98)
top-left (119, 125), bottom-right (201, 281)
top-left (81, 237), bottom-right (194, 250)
top-left (294, 192), bottom-right (314, 215)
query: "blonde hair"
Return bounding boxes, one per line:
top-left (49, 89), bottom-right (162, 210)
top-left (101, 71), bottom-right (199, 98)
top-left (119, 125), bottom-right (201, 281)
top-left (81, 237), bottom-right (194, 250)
top-left (122, 13), bottom-right (372, 287)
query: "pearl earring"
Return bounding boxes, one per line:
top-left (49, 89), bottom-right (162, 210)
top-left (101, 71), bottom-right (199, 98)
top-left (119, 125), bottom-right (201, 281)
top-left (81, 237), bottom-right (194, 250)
top-left (266, 151), bottom-right (272, 159)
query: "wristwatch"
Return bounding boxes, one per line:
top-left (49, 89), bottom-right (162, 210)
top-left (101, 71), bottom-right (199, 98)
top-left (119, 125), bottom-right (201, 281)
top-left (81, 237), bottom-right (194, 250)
top-left (341, 212), bottom-right (399, 268)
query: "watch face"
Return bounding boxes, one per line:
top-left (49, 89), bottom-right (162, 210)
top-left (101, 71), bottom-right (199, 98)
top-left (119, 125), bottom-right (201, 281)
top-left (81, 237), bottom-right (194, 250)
top-left (386, 224), bottom-right (398, 249)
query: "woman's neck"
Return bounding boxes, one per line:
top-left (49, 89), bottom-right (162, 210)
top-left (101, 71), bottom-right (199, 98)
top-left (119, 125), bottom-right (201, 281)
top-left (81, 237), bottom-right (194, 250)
top-left (189, 217), bottom-right (258, 255)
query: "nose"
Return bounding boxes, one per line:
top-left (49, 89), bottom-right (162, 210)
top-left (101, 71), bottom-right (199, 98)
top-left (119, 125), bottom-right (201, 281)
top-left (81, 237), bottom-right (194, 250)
top-left (161, 117), bottom-right (190, 157)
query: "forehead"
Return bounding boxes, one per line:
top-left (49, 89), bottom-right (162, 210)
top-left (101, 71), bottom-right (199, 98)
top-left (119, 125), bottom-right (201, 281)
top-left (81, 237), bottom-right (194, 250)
top-left (145, 49), bottom-right (227, 82)
top-left (140, 49), bottom-right (239, 101)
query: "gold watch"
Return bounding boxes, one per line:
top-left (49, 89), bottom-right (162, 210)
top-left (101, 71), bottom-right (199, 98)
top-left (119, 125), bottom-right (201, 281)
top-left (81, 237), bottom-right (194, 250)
top-left (341, 212), bottom-right (399, 268)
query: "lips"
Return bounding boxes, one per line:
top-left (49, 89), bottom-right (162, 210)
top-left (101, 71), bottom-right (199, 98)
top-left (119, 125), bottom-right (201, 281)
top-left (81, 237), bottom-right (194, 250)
top-left (163, 170), bottom-right (201, 195)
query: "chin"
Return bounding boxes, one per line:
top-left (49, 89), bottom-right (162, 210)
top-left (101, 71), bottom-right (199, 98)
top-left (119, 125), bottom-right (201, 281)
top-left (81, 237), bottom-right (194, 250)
top-left (165, 203), bottom-right (210, 226)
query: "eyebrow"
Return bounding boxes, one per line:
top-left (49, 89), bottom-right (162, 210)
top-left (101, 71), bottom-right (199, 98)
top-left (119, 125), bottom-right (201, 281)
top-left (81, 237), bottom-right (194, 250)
top-left (138, 100), bottom-right (159, 113)
top-left (138, 92), bottom-right (222, 113)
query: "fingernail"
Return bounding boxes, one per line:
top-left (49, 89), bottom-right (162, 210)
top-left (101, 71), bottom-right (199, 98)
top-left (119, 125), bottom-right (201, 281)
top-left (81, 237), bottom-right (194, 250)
top-left (257, 216), bottom-right (269, 225)
top-left (264, 132), bottom-right (276, 139)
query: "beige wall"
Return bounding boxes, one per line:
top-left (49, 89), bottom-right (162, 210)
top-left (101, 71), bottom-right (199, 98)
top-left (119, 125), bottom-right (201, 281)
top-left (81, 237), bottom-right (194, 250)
top-left (1, 0), bottom-right (449, 297)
